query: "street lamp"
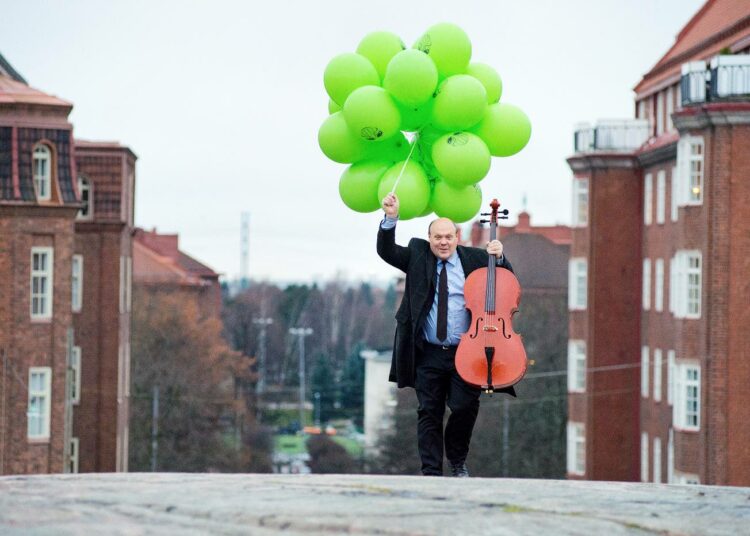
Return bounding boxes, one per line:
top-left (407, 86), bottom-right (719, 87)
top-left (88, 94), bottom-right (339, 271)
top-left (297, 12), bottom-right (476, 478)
top-left (289, 327), bottom-right (313, 430)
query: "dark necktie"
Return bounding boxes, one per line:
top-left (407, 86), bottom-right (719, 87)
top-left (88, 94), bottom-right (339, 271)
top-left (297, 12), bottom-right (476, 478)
top-left (437, 260), bottom-right (448, 342)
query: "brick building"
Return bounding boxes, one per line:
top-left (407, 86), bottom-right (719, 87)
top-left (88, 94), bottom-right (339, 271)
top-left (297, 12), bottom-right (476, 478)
top-left (566, 0), bottom-right (750, 485)
top-left (0, 53), bottom-right (135, 474)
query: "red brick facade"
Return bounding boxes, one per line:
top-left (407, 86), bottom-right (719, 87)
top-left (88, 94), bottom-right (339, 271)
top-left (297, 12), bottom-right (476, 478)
top-left (0, 55), bottom-right (134, 474)
top-left (566, 0), bottom-right (750, 486)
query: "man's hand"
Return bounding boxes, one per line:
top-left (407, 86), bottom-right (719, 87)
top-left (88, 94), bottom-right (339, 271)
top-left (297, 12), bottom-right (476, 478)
top-left (487, 239), bottom-right (503, 257)
top-left (382, 193), bottom-right (399, 218)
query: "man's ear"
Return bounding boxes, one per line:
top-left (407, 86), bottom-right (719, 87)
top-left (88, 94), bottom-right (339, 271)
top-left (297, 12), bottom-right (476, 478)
top-left (456, 226), bottom-right (462, 240)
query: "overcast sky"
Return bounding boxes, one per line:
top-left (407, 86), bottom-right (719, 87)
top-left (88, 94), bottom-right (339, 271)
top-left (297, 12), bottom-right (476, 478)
top-left (1, 0), bottom-right (705, 285)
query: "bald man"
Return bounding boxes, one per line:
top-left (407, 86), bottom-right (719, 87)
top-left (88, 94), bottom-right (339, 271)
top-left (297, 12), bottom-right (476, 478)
top-left (377, 193), bottom-right (515, 477)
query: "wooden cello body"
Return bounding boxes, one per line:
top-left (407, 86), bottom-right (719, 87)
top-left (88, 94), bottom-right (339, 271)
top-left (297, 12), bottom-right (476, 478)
top-left (455, 199), bottom-right (528, 392)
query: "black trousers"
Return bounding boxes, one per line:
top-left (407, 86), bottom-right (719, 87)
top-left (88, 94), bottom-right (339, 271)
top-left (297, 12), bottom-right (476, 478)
top-left (415, 342), bottom-right (481, 476)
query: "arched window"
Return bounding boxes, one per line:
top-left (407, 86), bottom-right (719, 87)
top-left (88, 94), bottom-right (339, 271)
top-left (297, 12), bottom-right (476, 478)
top-left (33, 144), bottom-right (52, 201)
top-left (77, 175), bottom-right (92, 220)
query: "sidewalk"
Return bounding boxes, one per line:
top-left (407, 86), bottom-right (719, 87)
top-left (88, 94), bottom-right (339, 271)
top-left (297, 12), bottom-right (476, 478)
top-left (1, 473), bottom-right (748, 535)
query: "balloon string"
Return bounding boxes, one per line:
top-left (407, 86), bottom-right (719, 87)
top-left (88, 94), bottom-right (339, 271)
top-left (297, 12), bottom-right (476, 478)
top-left (389, 133), bottom-right (419, 195)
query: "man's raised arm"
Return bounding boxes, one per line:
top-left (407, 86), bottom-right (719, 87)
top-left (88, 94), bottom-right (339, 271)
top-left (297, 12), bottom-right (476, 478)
top-left (376, 193), bottom-right (410, 272)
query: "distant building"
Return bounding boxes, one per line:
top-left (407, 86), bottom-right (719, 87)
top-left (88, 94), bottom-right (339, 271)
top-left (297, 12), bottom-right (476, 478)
top-left (0, 53), bottom-right (134, 474)
top-left (566, 0), bottom-right (750, 485)
top-left (361, 349), bottom-right (396, 456)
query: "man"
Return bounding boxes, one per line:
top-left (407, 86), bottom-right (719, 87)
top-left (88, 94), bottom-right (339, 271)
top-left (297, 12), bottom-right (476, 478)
top-left (377, 192), bottom-right (515, 477)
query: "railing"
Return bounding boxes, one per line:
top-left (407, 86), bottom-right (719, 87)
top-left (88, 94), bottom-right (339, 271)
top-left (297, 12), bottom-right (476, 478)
top-left (681, 54), bottom-right (750, 106)
top-left (574, 119), bottom-right (649, 153)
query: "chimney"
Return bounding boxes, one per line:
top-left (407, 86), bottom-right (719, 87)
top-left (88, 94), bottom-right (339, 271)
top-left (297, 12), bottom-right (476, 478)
top-left (516, 211), bottom-right (531, 233)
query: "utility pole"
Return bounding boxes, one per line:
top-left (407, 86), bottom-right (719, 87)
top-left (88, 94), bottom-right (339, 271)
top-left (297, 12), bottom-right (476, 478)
top-left (151, 385), bottom-right (159, 472)
top-left (289, 327), bottom-right (313, 430)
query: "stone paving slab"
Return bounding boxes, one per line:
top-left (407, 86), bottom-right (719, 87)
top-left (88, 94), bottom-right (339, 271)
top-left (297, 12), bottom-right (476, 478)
top-left (1, 473), bottom-right (749, 535)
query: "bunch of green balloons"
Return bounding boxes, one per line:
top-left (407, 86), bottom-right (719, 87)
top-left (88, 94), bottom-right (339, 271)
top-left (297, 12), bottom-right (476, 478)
top-left (319, 23), bottom-right (531, 222)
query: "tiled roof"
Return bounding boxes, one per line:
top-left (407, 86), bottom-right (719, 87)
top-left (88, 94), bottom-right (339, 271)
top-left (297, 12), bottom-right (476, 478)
top-left (502, 233), bottom-right (569, 290)
top-left (0, 72), bottom-right (72, 108)
top-left (133, 228), bottom-right (219, 286)
top-left (635, 0), bottom-right (750, 95)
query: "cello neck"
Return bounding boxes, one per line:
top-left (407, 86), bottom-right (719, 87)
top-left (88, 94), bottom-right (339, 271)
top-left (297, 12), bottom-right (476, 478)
top-left (484, 199), bottom-right (500, 315)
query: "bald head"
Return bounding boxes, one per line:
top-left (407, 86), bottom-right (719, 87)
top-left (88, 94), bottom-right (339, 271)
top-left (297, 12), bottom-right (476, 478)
top-left (428, 218), bottom-right (460, 260)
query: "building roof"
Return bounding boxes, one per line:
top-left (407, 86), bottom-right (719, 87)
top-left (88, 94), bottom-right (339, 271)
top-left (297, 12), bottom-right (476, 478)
top-left (133, 228), bottom-right (220, 286)
top-left (469, 211), bottom-right (572, 247)
top-left (634, 0), bottom-right (750, 95)
top-left (0, 53), bottom-right (72, 109)
top-left (0, 52), bottom-right (27, 84)
top-left (501, 233), bottom-right (569, 290)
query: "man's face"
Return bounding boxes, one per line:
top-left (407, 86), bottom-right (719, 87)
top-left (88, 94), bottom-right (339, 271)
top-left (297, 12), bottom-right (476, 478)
top-left (429, 218), bottom-right (460, 261)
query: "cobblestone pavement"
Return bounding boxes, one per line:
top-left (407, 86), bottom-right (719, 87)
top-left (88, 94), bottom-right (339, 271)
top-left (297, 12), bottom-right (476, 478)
top-left (1, 473), bottom-right (749, 535)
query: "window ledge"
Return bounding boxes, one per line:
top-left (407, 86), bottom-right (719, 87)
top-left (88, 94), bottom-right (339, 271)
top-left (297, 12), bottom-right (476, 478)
top-left (27, 437), bottom-right (51, 444)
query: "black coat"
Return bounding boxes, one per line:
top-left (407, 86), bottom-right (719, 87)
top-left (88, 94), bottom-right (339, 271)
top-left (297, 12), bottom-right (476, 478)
top-left (377, 225), bottom-right (514, 388)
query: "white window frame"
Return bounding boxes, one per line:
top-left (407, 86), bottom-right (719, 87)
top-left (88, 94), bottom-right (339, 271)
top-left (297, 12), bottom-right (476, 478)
top-left (644, 173), bottom-right (653, 225)
top-left (666, 86), bottom-right (674, 131)
top-left (33, 144), bottom-right (52, 201)
top-left (568, 258), bottom-right (587, 311)
top-left (653, 348), bottom-right (662, 402)
top-left (667, 428), bottom-right (674, 483)
top-left (119, 256), bottom-right (126, 314)
top-left (656, 170), bottom-right (666, 224)
top-left (126, 257), bottom-right (132, 313)
top-left (656, 91), bottom-right (664, 135)
top-left (653, 437), bottom-right (662, 483)
top-left (669, 257), bottom-right (675, 313)
top-left (677, 136), bottom-right (704, 206)
top-left (30, 247), bottom-right (54, 320)
top-left (654, 258), bottom-right (664, 312)
top-left (670, 166), bottom-right (678, 222)
top-left (673, 251), bottom-right (702, 319)
top-left (642, 258), bottom-right (651, 311)
top-left (667, 350), bottom-right (675, 405)
top-left (71, 345), bottom-right (81, 405)
top-left (27, 367), bottom-right (52, 440)
top-left (72, 254), bottom-right (83, 313)
top-left (641, 432), bottom-right (649, 482)
top-left (567, 422), bottom-right (585, 476)
top-left (76, 176), bottom-right (93, 221)
top-left (673, 361), bottom-right (701, 432)
top-left (69, 437), bottom-right (79, 473)
top-left (641, 346), bottom-right (650, 398)
top-left (567, 340), bottom-right (586, 392)
top-left (572, 178), bottom-right (589, 227)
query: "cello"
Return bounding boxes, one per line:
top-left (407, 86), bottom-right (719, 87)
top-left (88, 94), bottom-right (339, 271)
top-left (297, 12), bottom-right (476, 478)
top-left (455, 199), bottom-right (528, 393)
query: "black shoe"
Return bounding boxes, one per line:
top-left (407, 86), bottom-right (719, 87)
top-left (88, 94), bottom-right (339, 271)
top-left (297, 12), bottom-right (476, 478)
top-left (450, 462), bottom-right (469, 478)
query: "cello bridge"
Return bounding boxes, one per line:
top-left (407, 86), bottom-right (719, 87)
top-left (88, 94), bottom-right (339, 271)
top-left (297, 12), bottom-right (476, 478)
top-left (482, 326), bottom-right (498, 332)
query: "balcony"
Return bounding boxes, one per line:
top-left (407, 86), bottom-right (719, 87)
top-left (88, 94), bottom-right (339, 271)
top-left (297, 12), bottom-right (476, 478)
top-left (681, 54), bottom-right (750, 106)
top-left (573, 119), bottom-right (649, 153)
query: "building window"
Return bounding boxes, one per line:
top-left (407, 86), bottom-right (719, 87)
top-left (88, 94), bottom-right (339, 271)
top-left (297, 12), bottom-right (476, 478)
top-left (641, 346), bottom-right (650, 398)
top-left (72, 254), bottom-right (83, 312)
top-left (656, 170), bottom-right (666, 224)
top-left (677, 136), bottom-right (704, 205)
top-left (674, 362), bottom-right (700, 431)
top-left (667, 350), bottom-right (675, 405)
top-left (568, 258), bottom-right (587, 311)
top-left (642, 258), bottom-right (651, 311)
top-left (653, 348), bottom-right (662, 402)
top-left (77, 176), bottom-right (93, 220)
top-left (567, 422), bottom-right (585, 475)
top-left (670, 166), bottom-right (678, 222)
top-left (119, 256), bottom-right (126, 314)
top-left (572, 178), bottom-right (588, 227)
top-left (69, 437), bottom-right (79, 473)
top-left (654, 258), bottom-right (664, 312)
top-left (656, 91), bottom-right (664, 135)
top-left (653, 437), bottom-right (662, 483)
top-left (667, 428), bottom-right (674, 484)
top-left (666, 86), bottom-right (674, 131)
top-left (126, 257), bottom-right (132, 313)
top-left (71, 346), bottom-right (81, 405)
top-left (27, 367), bottom-right (52, 440)
top-left (30, 247), bottom-right (54, 320)
top-left (644, 173), bottom-right (653, 225)
top-left (674, 471), bottom-right (700, 485)
top-left (567, 340), bottom-right (586, 392)
top-left (33, 144), bottom-right (52, 201)
top-left (673, 251), bottom-right (702, 319)
top-left (641, 432), bottom-right (649, 482)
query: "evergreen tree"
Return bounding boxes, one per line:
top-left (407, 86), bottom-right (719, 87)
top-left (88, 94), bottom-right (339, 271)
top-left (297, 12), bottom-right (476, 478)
top-left (310, 352), bottom-right (336, 424)
top-left (339, 342), bottom-right (366, 427)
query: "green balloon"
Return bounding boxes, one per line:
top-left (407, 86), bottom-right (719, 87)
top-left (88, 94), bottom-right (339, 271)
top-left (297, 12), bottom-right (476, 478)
top-left (466, 62), bottom-right (502, 103)
top-left (339, 160), bottom-right (391, 213)
top-left (318, 112), bottom-right (369, 163)
top-left (384, 49), bottom-right (438, 107)
top-left (343, 86), bottom-right (401, 142)
top-left (397, 100), bottom-right (433, 131)
top-left (432, 132), bottom-right (491, 186)
top-left (471, 103), bottom-right (532, 157)
top-left (324, 53), bottom-right (379, 107)
top-left (377, 161), bottom-right (430, 220)
top-left (432, 75), bottom-right (487, 131)
top-left (368, 131), bottom-right (412, 162)
top-left (431, 180), bottom-right (483, 223)
top-left (414, 23), bottom-right (472, 78)
top-left (328, 99), bottom-right (341, 114)
top-left (356, 31), bottom-right (406, 81)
